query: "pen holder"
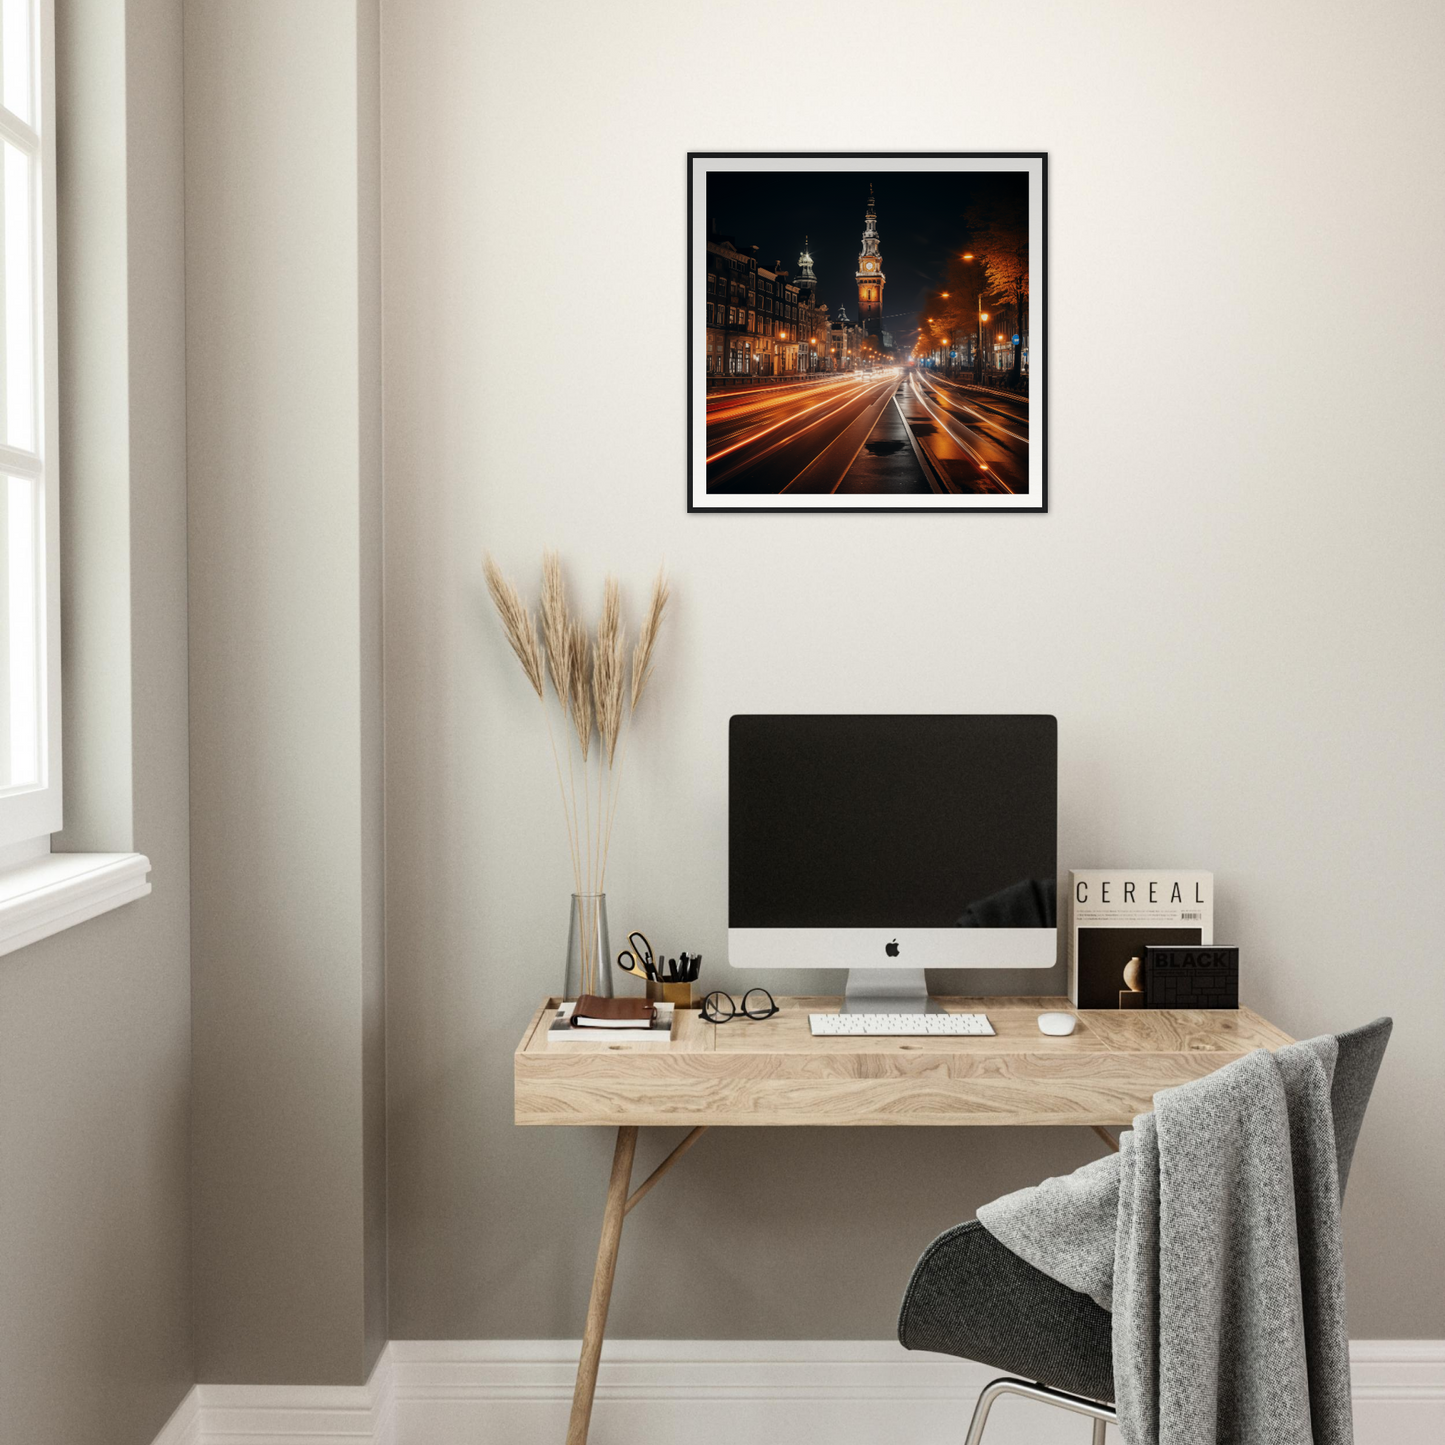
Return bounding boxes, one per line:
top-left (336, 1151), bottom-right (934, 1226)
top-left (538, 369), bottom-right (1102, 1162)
top-left (648, 979), bottom-right (693, 1009)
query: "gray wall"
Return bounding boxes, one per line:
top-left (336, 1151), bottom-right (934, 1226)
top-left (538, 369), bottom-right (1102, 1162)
top-left (357, 0), bottom-right (388, 1379)
top-left (0, 2), bottom-right (192, 1443)
top-left (186, 0), bottom-right (386, 1386)
top-left (382, 0), bottom-right (1445, 1344)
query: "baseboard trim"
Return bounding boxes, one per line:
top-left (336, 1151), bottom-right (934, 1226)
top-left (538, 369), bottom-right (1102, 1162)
top-left (151, 1387), bottom-right (201, 1445)
top-left (390, 1337), bottom-right (993, 1402)
top-left (151, 1339), bottom-right (1445, 1445)
top-left (149, 1353), bottom-right (394, 1445)
top-left (1351, 1338), bottom-right (1445, 1402)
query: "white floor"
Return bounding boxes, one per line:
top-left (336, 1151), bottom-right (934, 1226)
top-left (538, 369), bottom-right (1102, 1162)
top-left (153, 1338), bottom-right (1445, 1445)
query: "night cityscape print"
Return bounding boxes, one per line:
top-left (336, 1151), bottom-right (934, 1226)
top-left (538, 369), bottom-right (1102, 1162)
top-left (689, 155), bottom-right (1045, 512)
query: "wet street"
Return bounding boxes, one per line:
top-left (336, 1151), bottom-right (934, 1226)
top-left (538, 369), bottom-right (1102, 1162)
top-left (705, 369), bottom-right (1029, 495)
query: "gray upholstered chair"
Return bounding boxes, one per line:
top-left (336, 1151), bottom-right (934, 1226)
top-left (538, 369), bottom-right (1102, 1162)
top-left (898, 1018), bottom-right (1392, 1443)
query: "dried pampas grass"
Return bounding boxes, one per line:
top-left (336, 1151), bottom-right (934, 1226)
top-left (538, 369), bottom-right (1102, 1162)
top-left (631, 568), bottom-right (669, 711)
top-left (593, 578), bottom-right (625, 767)
top-left (567, 618), bottom-right (593, 761)
top-left (540, 550), bottom-right (573, 709)
top-left (483, 552), bottom-right (670, 932)
top-left (483, 555), bottom-right (544, 700)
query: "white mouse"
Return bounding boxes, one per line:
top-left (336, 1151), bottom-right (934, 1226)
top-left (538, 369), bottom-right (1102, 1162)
top-left (1037, 1011), bottom-right (1078, 1036)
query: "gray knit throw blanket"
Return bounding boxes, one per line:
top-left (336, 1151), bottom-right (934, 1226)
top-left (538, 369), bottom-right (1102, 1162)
top-left (978, 1038), bottom-right (1353, 1445)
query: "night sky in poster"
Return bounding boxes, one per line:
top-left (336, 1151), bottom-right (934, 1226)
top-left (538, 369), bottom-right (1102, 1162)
top-left (705, 168), bottom-right (1026, 354)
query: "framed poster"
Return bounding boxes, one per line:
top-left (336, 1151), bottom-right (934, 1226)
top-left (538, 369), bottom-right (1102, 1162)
top-left (688, 152), bottom-right (1046, 513)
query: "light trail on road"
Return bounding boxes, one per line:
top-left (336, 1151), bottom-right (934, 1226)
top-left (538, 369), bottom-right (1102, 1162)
top-left (702, 367), bottom-right (1031, 497)
top-left (706, 374), bottom-right (884, 467)
top-left (917, 373), bottom-right (1030, 445)
top-left (706, 370), bottom-right (916, 494)
top-left (906, 375), bottom-right (1015, 494)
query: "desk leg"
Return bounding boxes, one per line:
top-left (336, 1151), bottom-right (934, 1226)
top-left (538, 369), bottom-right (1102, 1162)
top-left (566, 1125), bottom-right (638, 1445)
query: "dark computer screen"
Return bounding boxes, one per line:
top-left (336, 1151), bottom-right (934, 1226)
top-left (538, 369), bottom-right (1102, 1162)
top-left (728, 715), bottom-right (1057, 929)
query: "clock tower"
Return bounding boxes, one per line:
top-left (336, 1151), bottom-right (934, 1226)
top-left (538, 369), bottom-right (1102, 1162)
top-left (855, 186), bottom-right (884, 343)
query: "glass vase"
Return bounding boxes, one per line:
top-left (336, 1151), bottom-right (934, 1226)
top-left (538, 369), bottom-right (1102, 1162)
top-left (564, 893), bottom-right (612, 1001)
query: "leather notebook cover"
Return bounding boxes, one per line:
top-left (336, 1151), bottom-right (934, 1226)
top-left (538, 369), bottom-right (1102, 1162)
top-left (571, 994), bottom-right (656, 1027)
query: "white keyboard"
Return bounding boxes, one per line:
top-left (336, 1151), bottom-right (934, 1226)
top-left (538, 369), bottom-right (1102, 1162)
top-left (808, 1012), bottom-right (995, 1037)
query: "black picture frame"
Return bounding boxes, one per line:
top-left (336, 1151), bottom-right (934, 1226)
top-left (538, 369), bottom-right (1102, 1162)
top-left (687, 152), bottom-right (1047, 515)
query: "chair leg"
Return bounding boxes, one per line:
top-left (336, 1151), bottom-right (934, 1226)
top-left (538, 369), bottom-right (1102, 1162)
top-left (962, 1379), bottom-right (1009, 1445)
top-left (962, 1377), bottom-right (1117, 1445)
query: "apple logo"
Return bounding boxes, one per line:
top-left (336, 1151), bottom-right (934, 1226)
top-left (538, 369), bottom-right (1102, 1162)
top-left (885, 939), bottom-right (900, 957)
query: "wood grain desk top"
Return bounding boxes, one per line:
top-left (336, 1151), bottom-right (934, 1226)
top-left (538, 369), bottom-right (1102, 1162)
top-left (514, 996), bottom-right (1294, 1128)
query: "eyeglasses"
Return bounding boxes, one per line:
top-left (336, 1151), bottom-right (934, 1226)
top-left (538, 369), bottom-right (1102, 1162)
top-left (700, 988), bottom-right (778, 1023)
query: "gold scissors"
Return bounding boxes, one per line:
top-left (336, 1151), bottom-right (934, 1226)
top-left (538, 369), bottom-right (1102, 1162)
top-left (616, 930), bottom-right (656, 982)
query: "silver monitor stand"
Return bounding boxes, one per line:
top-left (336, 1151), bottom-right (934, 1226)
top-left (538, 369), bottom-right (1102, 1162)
top-left (840, 967), bottom-right (942, 1014)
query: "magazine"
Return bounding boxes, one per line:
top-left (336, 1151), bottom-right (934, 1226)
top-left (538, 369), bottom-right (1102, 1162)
top-left (1068, 870), bottom-right (1213, 1009)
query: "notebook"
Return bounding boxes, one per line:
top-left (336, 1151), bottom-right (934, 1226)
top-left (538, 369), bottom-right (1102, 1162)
top-left (546, 1000), bottom-right (675, 1045)
top-left (571, 994), bottom-right (656, 1028)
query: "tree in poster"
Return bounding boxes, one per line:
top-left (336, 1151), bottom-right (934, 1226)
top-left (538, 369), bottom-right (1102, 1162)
top-left (967, 196), bottom-right (1028, 386)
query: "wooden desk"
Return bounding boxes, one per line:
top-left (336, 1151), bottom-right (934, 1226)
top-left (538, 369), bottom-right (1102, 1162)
top-left (514, 995), bottom-right (1293, 1444)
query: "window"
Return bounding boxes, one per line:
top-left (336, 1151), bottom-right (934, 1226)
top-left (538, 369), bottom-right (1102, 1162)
top-left (0, 1), bottom-right (138, 957)
top-left (0, 0), bottom-right (58, 853)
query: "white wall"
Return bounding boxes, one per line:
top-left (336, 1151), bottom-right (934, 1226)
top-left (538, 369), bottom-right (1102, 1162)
top-left (382, 0), bottom-right (1445, 1342)
top-left (186, 0), bottom-right (385, 1387)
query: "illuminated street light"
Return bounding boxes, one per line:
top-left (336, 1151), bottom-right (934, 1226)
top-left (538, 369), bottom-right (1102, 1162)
top-left (962, 252), bottom-right (974, 260)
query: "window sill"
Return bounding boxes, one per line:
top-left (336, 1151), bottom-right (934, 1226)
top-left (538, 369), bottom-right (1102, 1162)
top-left (0, 852), bottom-right (152, 958)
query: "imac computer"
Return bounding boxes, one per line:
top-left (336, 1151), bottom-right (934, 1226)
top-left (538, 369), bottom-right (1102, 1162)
top-left (728, 714), bottom-right (1057, 1013)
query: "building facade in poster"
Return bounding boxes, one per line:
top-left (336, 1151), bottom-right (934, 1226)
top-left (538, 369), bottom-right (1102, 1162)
top-left (854, 185), bottom-right (884, 346)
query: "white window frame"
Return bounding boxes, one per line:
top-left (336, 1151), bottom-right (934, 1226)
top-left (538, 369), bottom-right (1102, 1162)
top-left (0, 0), bottom-right (149, 956)
top-left (0, 0), bottom-right (59, 854)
